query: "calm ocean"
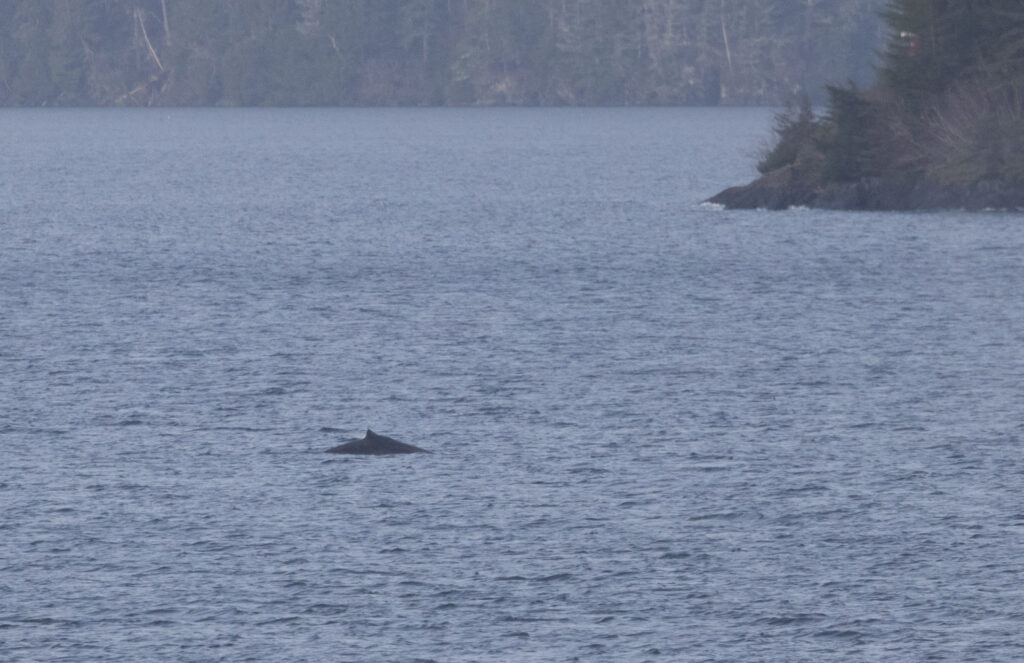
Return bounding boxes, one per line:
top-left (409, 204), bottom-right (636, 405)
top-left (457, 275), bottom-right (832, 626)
top-left (2, 108), bottom-right (1023, 662)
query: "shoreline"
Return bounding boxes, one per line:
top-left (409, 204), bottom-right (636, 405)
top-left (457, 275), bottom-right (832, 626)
top-left (707, 165), bottom-right (1024, 212)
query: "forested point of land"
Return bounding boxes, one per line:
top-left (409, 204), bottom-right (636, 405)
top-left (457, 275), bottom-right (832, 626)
top-left (0, 0), bottom-right (886, 107)
top-left (710, 0), bottom-right (1024, 210)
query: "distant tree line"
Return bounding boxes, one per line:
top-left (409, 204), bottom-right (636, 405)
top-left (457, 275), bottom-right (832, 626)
top-left (0, 0), bottom-right (886, 107)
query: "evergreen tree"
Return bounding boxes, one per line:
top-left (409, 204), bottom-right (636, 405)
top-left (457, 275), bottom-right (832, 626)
top-left (820, 83), bottom-right (879, 181)
top-left (880, 0), bottom-right (989, 107)
top-left (757, 92), bottom-right (816, 174)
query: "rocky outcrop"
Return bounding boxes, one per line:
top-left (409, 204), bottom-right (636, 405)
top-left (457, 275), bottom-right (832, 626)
top-left (708, 166), bottom-right (1024, 211)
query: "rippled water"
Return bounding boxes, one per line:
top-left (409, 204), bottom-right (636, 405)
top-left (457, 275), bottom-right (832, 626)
top-left (2, 108), bottom-right (1023, 662)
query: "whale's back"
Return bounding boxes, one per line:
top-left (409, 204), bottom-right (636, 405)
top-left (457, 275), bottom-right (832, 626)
top-left (326, 429), bottom-right (428, 455)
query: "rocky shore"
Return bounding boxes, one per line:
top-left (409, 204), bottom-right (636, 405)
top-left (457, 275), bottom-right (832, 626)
top-left (707, 165), bottom-right (1024, 211)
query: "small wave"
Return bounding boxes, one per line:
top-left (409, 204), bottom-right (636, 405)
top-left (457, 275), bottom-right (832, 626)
top-left (255, 616), bottom-right (300, 626)
top-left (568, 466), bottom-right (609, 475)
top-left (794, 379), bottom-right (831, 388)
top-left (536, 572), bottom-right (573, 582)
top-left (698, 202), bottom-right (725, 211)
top-left (814, 629), bottom-right (862, 639)
top-left (619, 500), bottom-right (656, 508)
top-left (780, 484), bottom-right (830, 494)
top-left (18, 617), bottom-right (78, 626)
top-left (661, 552), bottom-right (691, 559)
top-left (688, 511), bottom-right (742, 521)
top-left (303, 603), bottom-right (347, 615)
top-left (5, 427), bottom-right (71, 436)
top-left (755, 613), bottom-right (826, 626)
top-left (500, 615), bottom-right (567, 622)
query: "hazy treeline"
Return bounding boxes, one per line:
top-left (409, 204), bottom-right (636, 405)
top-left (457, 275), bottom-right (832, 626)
top-left (0, 0), bottom-right (886, 106)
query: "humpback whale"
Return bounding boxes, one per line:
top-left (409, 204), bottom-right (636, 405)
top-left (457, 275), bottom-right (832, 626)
top-left (325, 429), bottom-right (428, 455)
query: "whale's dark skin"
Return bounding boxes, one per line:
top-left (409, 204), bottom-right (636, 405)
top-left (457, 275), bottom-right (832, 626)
top-left (325, 429), bottom-right (428, 455)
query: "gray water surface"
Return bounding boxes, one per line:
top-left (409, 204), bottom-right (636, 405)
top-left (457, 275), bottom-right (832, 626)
top-left (2, 108), bottom-right (1023, 662)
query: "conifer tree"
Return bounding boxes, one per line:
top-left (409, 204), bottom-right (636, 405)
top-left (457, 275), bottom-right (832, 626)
top-left (881, 0), bottom-right (959, 105)
top-left (821, 83), bottom-right (879, 181)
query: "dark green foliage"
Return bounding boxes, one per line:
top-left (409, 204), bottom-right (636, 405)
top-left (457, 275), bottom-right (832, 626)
top-left (756, 0), bottom-right (1024, 201)
top-left (0, 0), bottom-right (888, 106)
top-left (757, 93), bottom-right (817, 174)
top-left (881, 0), bottom-right (985, 109)
top-left (820, 83), bottom-right (880, 181)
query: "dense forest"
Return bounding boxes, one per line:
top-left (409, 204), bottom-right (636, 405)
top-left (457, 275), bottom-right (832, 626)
top-left (0, 0), bottom-right (886, 107)
top-left (711, 0), bottom-right (1024, 209)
